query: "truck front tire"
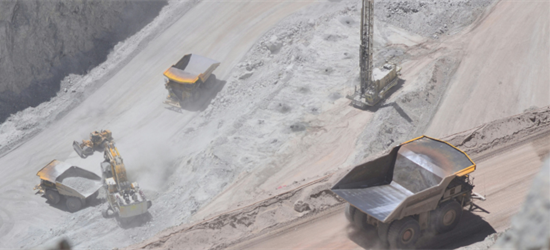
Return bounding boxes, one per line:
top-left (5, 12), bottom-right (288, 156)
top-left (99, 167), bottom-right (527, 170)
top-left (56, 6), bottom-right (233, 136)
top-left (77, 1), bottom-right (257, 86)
top-left (433, 200), bottom-right (462, 234)
top-left (344, 203), bottom-right (356, 223)
top-left (45, 190), bottom-right (61, 205)
top-left (388, 217), bottom-right (421, 249)
top-left (353, 209), bottom-right (369, 230)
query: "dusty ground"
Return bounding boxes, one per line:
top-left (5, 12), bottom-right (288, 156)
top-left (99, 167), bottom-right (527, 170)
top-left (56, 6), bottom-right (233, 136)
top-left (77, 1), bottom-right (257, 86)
top-left (0, 0), bottom-right (548, 249)
top-left (426, 0), bottom-right (550, 137)
top-left (131, 107), bottom-right (550, 250)
top-left (0, 0), bottom-right (321, 248)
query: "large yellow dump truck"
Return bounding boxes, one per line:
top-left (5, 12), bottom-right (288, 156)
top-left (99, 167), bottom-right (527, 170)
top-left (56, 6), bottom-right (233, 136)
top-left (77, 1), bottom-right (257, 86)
top-left (163, 54), bottom-right (220, 109)
top-left (331, 136), bottom-right (481, 248)
top-left (35, 160), bottom-right (103, 212)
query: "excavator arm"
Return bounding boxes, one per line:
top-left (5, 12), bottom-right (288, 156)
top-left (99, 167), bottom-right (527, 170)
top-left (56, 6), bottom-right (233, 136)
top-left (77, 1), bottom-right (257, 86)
top-left (103, 142), bottom-right (130, 191)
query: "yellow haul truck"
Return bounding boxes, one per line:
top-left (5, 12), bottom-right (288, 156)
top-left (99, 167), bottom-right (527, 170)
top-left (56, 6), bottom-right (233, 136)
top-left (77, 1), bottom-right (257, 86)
top-left (331, 136), bottom-right (483, 249)
top-left (163, 54), bottom-right (220, 109)
top-left (101, 142), bottom-right (151, 219)
top-left (35, 160), bottom-right (103, 212)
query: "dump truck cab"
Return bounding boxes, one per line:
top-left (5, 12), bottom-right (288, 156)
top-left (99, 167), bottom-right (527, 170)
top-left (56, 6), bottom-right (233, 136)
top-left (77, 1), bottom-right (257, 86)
top-left (163, 54), bottom-right (220, 109)
top-left (332, 136), bottom-right (477, 248)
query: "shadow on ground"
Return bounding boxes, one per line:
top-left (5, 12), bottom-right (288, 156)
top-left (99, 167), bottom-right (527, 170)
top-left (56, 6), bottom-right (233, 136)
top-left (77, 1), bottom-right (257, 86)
top-left (422, 210), bottom-right (496, 249)
top-left (350, 79), bottom-right (406, 113)
top-left (346, 209), bottom-right (495, 249)
top-left (117, 212), bottom-right (153, 229)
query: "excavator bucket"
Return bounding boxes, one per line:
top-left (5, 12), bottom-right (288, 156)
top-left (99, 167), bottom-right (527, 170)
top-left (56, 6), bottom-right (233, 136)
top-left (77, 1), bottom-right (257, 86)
top-left (73, 141), bottom-right (92, 159)
top-left (73, 130), bottom-right (113, 158)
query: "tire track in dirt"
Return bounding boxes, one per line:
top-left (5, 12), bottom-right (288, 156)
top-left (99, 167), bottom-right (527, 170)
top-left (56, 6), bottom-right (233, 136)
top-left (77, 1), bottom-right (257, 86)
top-left (0, 207), bottom-right (15, 245)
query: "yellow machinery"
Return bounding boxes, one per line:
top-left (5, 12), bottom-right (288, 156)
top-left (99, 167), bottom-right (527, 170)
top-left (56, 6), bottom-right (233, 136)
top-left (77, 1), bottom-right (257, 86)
top-left (73, 130), bottom-right (113, 158)
top-left (346, 0), bottom-right (401, 108)
top-left (163, 53), bottom-right (220, 109)
top-left (35, 160), bottom-right (102, 212)
top-left (101, 142), bottom-right (151, 219)
top-left (332, 136), bottom-right (485, 248)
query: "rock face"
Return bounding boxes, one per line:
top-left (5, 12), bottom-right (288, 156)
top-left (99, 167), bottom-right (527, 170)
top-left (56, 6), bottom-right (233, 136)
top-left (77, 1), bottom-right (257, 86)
top-left (493, 158), bottom-right (550, 249)
top-left (374, 0), bottom-right (495, 38)
top-left (0, 0), bottom-right (166, 122)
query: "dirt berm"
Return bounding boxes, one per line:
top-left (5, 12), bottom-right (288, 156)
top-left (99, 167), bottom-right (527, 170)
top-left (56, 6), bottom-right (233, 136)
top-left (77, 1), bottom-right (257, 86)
top-left (129, 106), bottom-right (550, 250)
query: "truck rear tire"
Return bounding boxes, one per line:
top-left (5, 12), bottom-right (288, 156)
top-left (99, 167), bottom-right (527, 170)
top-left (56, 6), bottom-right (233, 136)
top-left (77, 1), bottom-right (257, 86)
top-left (353, 209), bottom-right (369, 230)
top-left (388, 217), bottom-right (421, 249)
top-left (345, 203), bottom-right (356, 223)
top-left (433, 200), bottom-right (462, 234)
top-left (66, 197), bottom-right (83, 212)
top-left (45, 190), bottom-right (61, 205)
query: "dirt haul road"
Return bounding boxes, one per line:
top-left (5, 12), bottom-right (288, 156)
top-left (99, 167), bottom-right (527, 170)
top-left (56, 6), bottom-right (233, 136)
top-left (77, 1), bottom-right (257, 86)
top-left (128, 108), bottom-right (550, 250)
top-left (235, 132), bottom-right (550, 250)
top-left (0, 1), bottom-right (318, 249)
top-left (426, 0), bottom-right (550, 137)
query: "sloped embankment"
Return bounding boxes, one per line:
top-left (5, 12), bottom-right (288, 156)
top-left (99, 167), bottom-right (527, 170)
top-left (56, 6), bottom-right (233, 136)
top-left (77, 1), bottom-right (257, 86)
top-left (131, 107), bottom-right (550, 249)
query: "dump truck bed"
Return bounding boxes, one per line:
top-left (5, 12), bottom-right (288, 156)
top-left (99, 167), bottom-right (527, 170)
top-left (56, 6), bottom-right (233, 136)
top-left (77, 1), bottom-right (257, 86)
top-left (332, 136), bottom-right (475, 223)
top-left (164, 54), bottom-right (220, 84)
top-left (37, 160), bottom-right (102, 199)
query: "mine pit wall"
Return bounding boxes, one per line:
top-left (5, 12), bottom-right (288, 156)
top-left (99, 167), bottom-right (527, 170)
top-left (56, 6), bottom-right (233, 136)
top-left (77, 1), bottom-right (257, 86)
top-left (0, 0), bottom-right (167, 123)
top-left (132, 106), bottom-right (550, 250)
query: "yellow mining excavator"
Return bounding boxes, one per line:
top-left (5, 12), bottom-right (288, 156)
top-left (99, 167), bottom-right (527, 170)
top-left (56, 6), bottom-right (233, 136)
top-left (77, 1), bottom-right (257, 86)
top-left (101, 142), bottom-right (151, 219)
top-left (163, 54), bottom-right (220, 109)
top-left (347, 0), bottom-right (401, 108)
top-left (73, 130), bottom-right (113, 158)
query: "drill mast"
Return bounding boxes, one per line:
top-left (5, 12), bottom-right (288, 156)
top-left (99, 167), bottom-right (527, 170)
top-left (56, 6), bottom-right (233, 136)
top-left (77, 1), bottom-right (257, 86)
top-left (359, 0), bottom-right (374, 97)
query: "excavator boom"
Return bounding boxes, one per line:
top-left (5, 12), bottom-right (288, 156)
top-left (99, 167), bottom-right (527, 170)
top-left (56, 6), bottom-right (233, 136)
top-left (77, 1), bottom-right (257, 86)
top-left (103, 142), bottom-right (130, 191)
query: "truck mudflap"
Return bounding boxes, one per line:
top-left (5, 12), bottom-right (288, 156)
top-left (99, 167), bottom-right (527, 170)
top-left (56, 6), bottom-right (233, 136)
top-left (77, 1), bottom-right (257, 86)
top-left (331, 136), bottom-right (475, 223)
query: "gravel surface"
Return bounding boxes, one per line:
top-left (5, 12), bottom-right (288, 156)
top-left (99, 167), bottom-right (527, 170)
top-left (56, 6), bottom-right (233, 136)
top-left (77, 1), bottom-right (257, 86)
top-left (60, 177), bottom-right (101, 197)
top-left (1, 0), bottom-right (547, 249)
top-left (493, 158), bottom-right (550, 250)
top-left (131, 106), bottom-right (550, 250)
